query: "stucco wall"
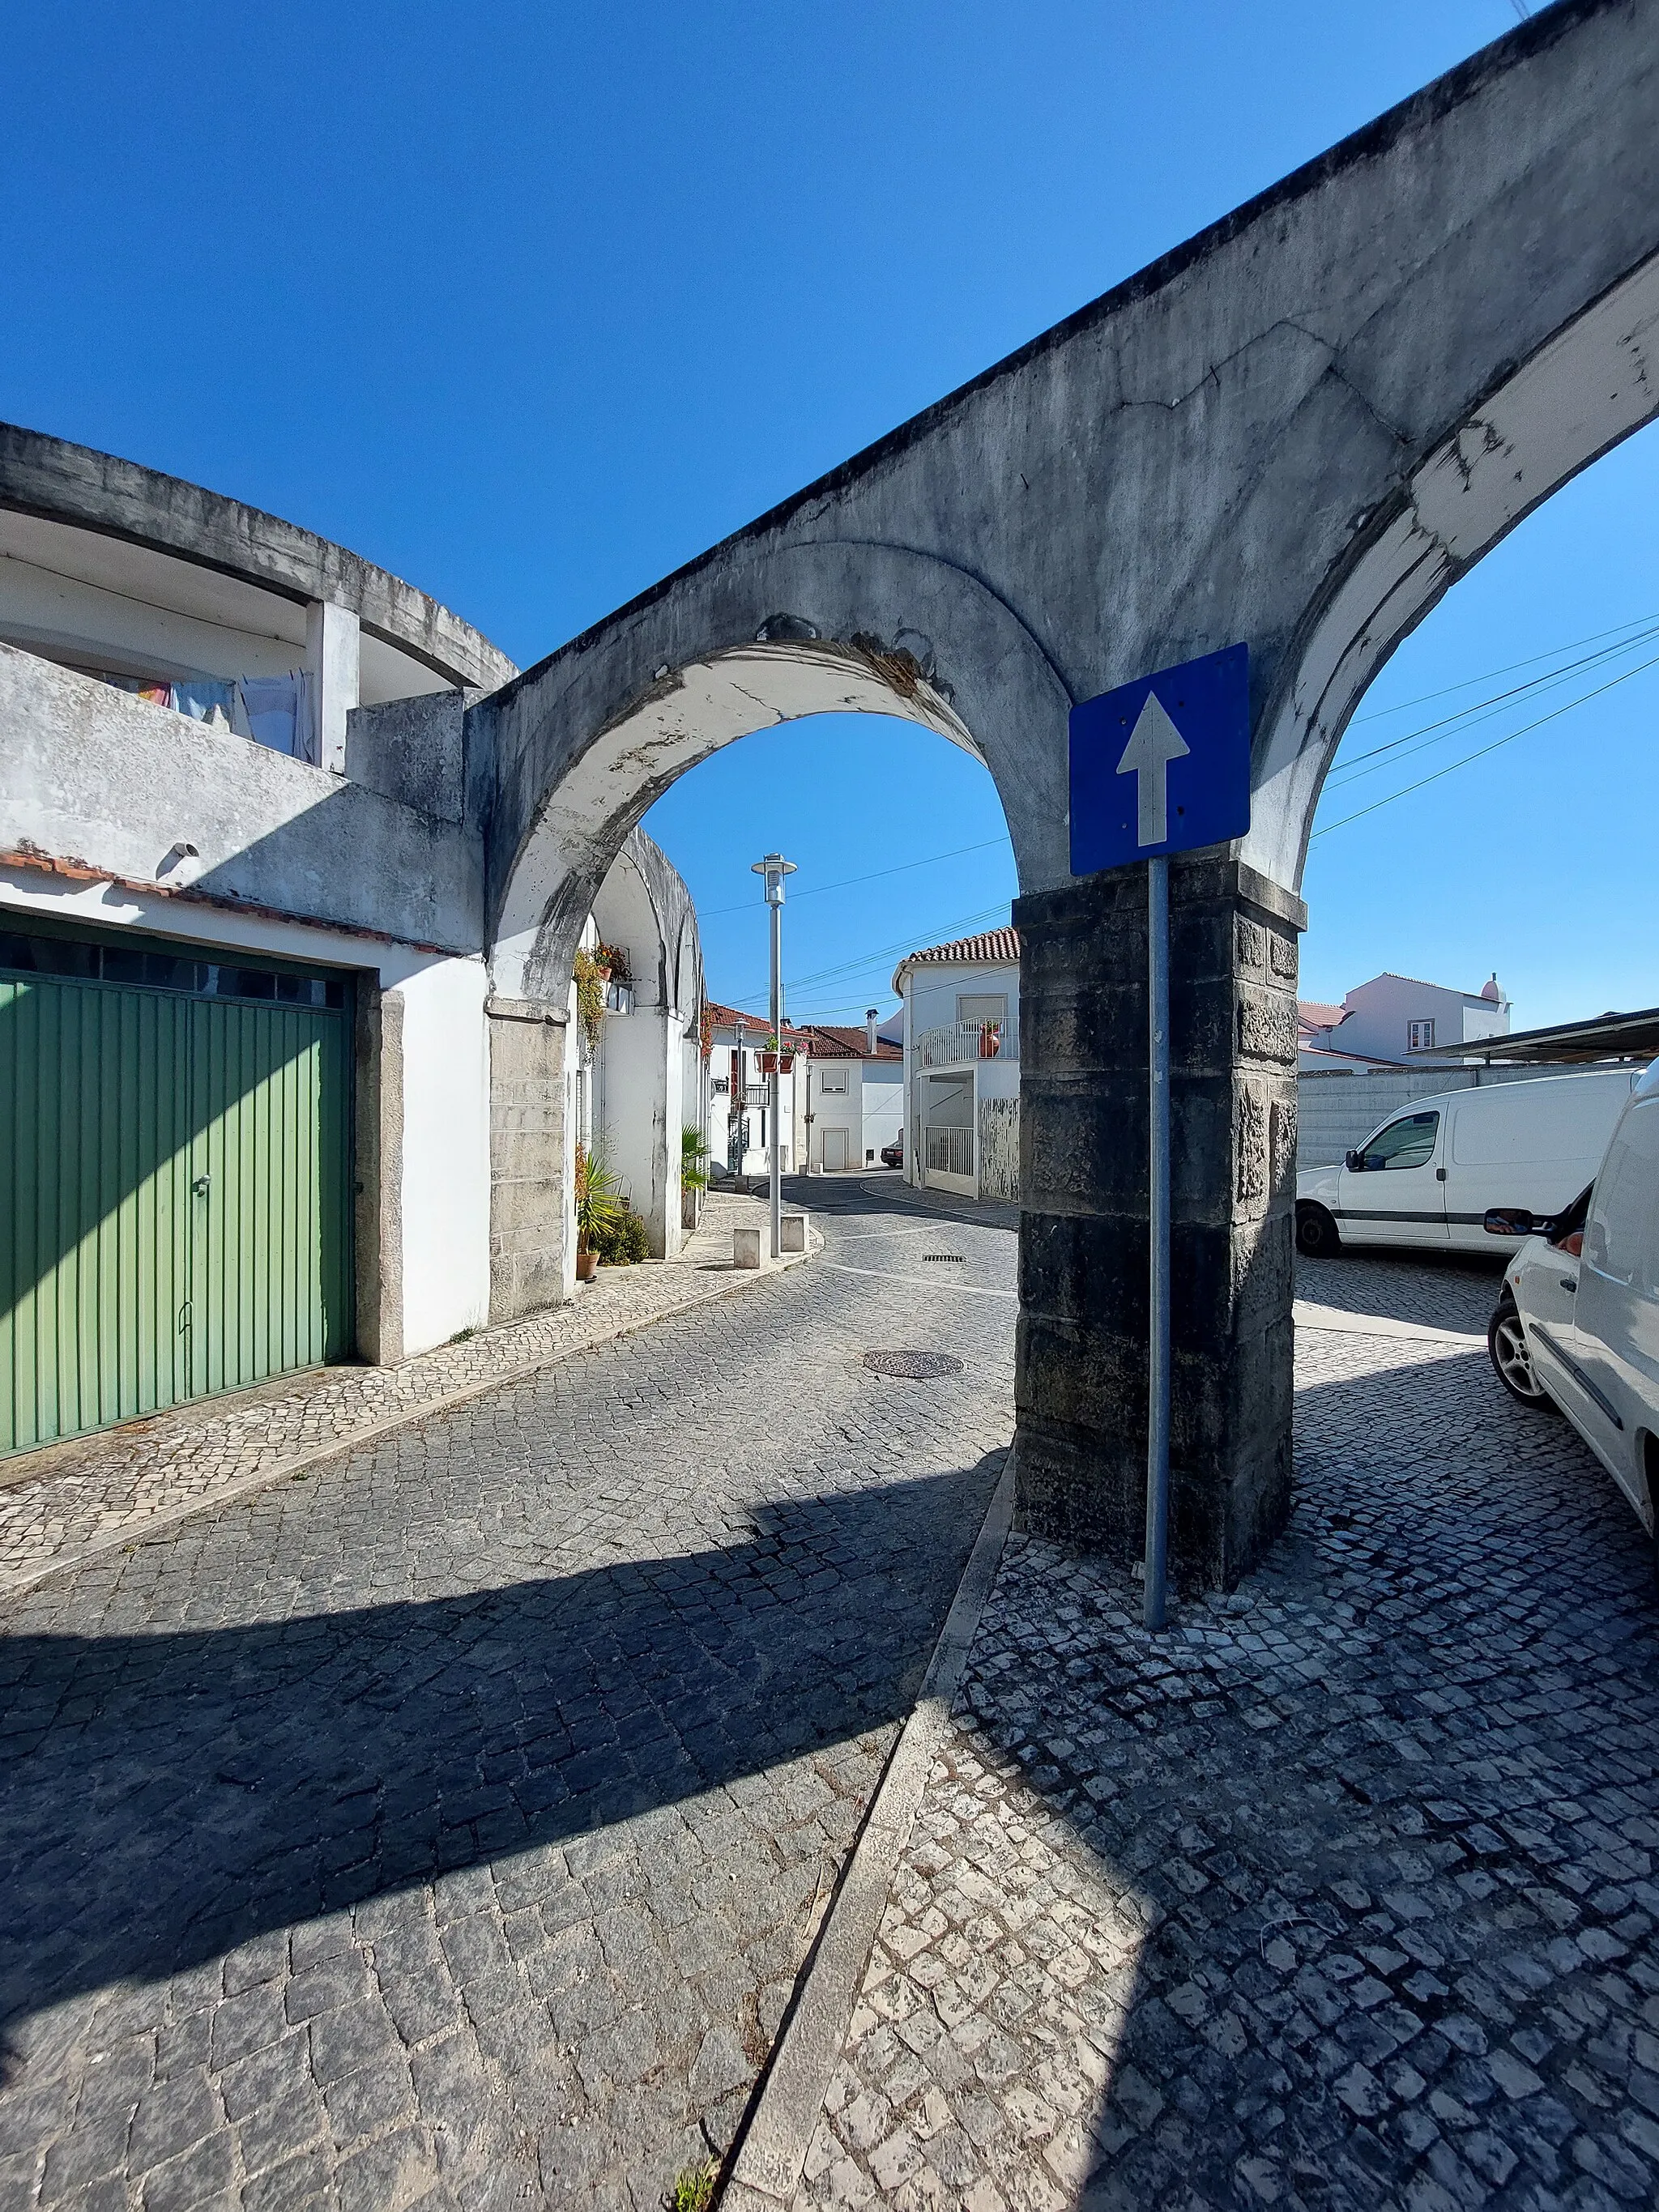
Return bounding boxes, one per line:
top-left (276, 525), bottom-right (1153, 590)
top-left (395, 957), bottom-right (492, 1353)
top-left (1, 646), bottom-right (482, 955)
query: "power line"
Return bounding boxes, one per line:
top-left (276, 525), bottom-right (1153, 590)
top-left (696, 834), bottom-right (1011, 918)
top-left (1325, 624), bottom-right (1659, 786)
top-left (719, 898), bottom-right (1013, 1008)
top-left (1311, 646), bottom-right (1659, 839)
top-left (1351, 610), bottom-right (1659, 722)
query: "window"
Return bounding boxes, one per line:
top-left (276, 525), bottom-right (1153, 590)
top-left (1408, 1018), bottom-right (1435, 1051)
top-left (957, 993), bottom-right (1008, 1025)
top-left (819, 1066), bottom-right (850, 1093)
top-left (1584, 1101), bottom-right (1659, 1289)
top-left (1356, 1110), bottom-right (1440, 1172)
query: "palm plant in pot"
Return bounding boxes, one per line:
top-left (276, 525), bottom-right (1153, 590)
top-left (574, 1143), bottom-right (623, 1281)
top-left (681, 1125), bottom-right (710, 1230)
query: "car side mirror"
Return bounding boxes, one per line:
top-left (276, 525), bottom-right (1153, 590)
top-left (1345, 1149), bottom-right (1365, 1172)
top-left (1484, 1207), bottom-right (1536, 1237)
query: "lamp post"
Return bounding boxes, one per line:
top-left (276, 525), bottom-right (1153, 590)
top-left (751, 852), bottom-right (796, 1256)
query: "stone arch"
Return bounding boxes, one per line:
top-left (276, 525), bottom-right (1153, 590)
top-left (483, 542), bottom-right (1069, 1002)
top-left (1243, 250), bottom-right (1659, 890)
top-left (478, 0), bottom-right (1659, 1587)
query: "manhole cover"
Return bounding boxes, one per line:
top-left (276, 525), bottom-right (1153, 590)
top-left (864, 1350), bottom-right (965, 1379)
top-left (922, 1253), bottom-right (966, 1264)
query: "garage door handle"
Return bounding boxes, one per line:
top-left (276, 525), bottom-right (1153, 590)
top-left (193, 1174), bottom-right (211, 1196)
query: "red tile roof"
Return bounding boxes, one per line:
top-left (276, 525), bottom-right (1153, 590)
top-left (892, 927), bottom-right (1020, 991)
top-left (795, 1024), bottom-right (902, 1061)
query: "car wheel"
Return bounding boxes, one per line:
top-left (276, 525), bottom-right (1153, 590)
top-left (1488, 1295), bottom-right (1556, 1411)
top-left (1295, 1204), bottom-right (1341, 1258)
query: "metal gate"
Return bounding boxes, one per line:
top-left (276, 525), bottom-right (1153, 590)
top-left (1, 944), bottom-right (352, 1455)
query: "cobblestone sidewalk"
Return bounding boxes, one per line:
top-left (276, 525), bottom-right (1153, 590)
top-left (796, 1289), bottom-right (1659, 2210)
top-left (0, 1191), bottom-right (801, 1597)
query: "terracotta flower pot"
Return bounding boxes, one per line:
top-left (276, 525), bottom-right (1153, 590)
top-left (575, 1248), bottom-right (598, 1281)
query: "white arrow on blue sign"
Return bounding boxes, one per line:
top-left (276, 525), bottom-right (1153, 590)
top-left (1068, 643), bottom-right (1251, 875)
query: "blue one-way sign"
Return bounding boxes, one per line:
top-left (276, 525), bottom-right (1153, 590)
top-left (1068, 643), bottom-right (1251, 876)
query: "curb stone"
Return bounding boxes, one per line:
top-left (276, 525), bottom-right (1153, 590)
top-left (2, 1221), bottom-right (821, 1599)
top-left (719, 1451), bottom-right (1017, 2210)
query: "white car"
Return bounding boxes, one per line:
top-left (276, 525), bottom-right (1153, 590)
top-left (1487, 1058), bottom-right (1659, 1571)
top-left (1296, 1067), bottom-right (1639, 1259)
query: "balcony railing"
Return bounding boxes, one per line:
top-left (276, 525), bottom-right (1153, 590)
top-left (915, 1021), bottom-right (1011, 1069)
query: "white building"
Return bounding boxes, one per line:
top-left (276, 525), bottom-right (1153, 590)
top-left (703, 1003), bottom-right (801, 1178)
top-left (894, 929), bottom-right (1021, 1201)
top-left (0, 424), bottom-right (704, 1455)
top-left (795, 1014), bottom-right (904, 1171)
top-left (1300, 971), bottom-right (1511, 1070)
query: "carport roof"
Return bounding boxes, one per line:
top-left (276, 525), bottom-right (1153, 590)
top-left (1415, 1006), bottom-right (1659, 1064)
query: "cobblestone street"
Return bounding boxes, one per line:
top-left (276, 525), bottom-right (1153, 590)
top-left (800, 1248), bottom-right (1659, 2212)
top-left (0, 1180), bottom-right (1015, 2210)
top-left (7, 1200), bottom-right (1659, 2212)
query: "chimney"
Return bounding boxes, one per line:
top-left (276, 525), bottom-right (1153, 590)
top-left (866, 1008), bottom-right (879, 1055)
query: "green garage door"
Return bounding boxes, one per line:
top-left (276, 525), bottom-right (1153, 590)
top-left (1, 938), bottom-right (352, 1455)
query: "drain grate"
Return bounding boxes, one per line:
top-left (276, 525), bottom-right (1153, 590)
top-left (864, 1349), bottom-right (965, 1379)
top-left (922, 1253), bottom-right (966, 1264)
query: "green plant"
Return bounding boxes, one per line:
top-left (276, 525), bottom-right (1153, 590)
top-left (667, 2158), bottom-right (718, 2212)
top-left (574, 1143), bottom-right (624, 1253)
top-left (680, 1126), bottom-right (710, 1193)
top-left (591, 1208), bottom-right (650, 1265)
top-left (572, 947), bottom-right (611, 1051)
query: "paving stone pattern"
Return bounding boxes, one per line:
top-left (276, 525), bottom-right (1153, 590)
top-left (0, 1190), bottom-right (1017, 2210)
top-left (0, 1192), bottom-right (800, 1597)
top-left (801, 1291), bottom-right (1659, 2210)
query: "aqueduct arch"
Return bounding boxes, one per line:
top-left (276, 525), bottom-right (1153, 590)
top-left (482, 0), bottom-right (1659, 1588)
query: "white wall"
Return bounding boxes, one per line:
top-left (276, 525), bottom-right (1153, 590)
top-left (395, 957), bottom-right (492, 1352)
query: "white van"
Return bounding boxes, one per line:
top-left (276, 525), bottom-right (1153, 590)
top-left (1295, 1068), bottom-right (1641, 1258)
top-left (1487, 1059), bottom-right (1659, 1563)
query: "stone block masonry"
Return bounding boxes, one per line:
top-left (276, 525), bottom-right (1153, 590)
top-left (1014, 856), bottom-right (1303, 1591)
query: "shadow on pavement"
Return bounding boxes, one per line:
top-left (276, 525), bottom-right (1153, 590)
top-left (0, 1453), bottom-right (1006, 2076)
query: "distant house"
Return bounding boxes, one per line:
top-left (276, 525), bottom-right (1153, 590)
top-left (702, 1002), bottom-right (804, 1178)
top-left (893, 928), bottom-right (1021, 1201)
top-left (1299, 971), bottom-right (1510, 1071)
top-left (794, 1014), bottom-right (904, 1171)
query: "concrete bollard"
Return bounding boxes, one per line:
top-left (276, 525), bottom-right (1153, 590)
top-left (779, 1214), bottom-right (807, 1254)
top-left (732, 1225), bottom-right (763, 1269)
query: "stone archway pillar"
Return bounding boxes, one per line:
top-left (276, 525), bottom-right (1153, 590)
top-left (1014, 855), bottom-right (1304, 1591)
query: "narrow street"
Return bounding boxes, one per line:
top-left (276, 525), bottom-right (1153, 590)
top-left (0, 1182), bottom-right (1015, 2211)
top-left (6, 1200), bottom-right (1659, 2212)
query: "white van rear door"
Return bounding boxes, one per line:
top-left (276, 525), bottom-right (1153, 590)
top-left (1335, 1108), bottom-right (1448, 1249)
top-left (1444, 1072), bottom-right (1636, 1253)
top-left (1574, 1089), bottom-right (1659, 1520)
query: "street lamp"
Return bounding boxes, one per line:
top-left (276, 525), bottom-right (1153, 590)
top-left (751, 852), bottom-right (796, 1256)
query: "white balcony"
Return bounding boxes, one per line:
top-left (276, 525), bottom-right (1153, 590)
top-left (914, 1020), bottom-right (1012, 1069)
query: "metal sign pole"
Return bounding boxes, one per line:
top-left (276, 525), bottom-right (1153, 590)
top-left (1144, 853), bottom-right (1171, 1631)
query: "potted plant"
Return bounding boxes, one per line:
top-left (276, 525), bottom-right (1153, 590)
top-left (574, 1143), bottom-right (623, 1280)
top-left (758, 1032), bottom-right (796, 1075)
top-left (681, 1125), bottom-right (710, 1230)
top-left (572, 948), bottom-right (610, 1054)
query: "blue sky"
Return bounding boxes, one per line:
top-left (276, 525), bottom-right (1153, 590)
top-left (4, 1), bottom-right (1652, 1029)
